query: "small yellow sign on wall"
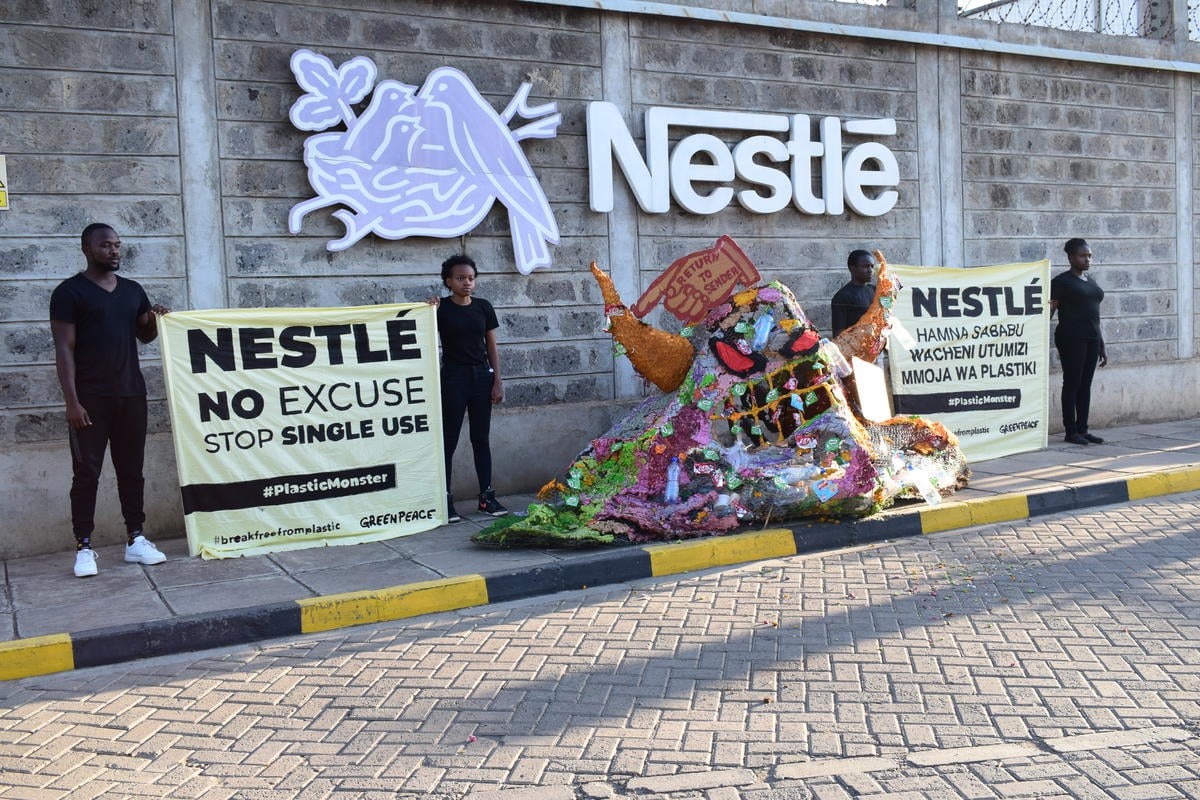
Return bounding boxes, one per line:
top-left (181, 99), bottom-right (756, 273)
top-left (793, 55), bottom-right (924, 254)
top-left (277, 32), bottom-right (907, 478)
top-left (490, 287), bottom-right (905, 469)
top-left (0, 156), bottom-right (8, 210)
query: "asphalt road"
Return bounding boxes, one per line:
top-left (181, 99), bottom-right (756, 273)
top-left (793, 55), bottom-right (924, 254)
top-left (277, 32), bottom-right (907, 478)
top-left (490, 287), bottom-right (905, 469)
top-left (1, 493), bottom-right (1197, 799)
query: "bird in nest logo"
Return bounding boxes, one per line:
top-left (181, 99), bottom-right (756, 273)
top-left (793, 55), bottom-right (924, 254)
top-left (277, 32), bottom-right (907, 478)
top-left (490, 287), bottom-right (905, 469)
top-left (287, 50), bottom-right (562, 275)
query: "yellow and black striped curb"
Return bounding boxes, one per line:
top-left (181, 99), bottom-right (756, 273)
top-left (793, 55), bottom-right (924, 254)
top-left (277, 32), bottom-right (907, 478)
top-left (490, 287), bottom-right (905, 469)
top-left (3, 465), bottom-right (1198, 682)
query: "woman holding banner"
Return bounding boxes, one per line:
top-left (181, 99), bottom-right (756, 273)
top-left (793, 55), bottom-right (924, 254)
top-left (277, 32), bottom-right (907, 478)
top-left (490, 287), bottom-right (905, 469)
top-left (428, 254), bottom-right (510, 522)
top-left (1050, 238), bottom-right (1107, 446)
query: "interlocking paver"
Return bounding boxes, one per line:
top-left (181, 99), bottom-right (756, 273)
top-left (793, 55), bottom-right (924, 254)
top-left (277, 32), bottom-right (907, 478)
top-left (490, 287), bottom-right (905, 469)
top-left (627, 767), bottom-right (758, 792)
top-left (0, 494), bottom-right (1199, 799)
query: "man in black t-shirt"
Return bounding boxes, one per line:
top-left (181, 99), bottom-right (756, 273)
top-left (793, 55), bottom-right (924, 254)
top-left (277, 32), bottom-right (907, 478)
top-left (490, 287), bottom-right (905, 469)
top-left (50, 224), bottom-right (171, 577)
top-left (830, 250), bottom-right (877, 337)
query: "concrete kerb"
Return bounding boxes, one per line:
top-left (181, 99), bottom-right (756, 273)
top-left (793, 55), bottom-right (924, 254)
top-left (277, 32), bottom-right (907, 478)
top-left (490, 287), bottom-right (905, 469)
top-left (3, 464), bottom-right (1198, 681)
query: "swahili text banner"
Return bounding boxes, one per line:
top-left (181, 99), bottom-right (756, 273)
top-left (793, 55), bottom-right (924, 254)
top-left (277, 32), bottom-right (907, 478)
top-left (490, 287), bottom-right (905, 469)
top-left (887, 260), bottom-right (1050, 462)
top-left (160, 304), bottom-right (445, 558)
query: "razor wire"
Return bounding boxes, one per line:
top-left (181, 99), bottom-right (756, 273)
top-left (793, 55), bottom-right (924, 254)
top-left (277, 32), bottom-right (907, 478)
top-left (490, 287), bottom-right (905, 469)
top-left (957, 0), bottom-right (1199, 39)
top-left (825, 0), bottom-right (1199, 39)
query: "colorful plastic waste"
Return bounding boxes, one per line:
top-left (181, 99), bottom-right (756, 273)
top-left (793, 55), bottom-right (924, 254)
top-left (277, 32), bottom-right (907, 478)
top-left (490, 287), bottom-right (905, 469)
top-left (476, 245), bottom-right (969, 548)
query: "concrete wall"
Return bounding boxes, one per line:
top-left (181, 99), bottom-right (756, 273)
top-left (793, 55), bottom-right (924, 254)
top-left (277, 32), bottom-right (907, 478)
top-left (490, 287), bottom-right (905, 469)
top-left (960, 55), bottom-right (1179, 363)
top-left (1, 1), bottom-right (187, 555)
top-left (623, 14), bottom-right (924, 313)
top-left (2, 0), bottom-right (1198, 557)
top-left (212, 0), bottom-right (613, 406)
top-left (1193, 77), bottom-right (1200, 358)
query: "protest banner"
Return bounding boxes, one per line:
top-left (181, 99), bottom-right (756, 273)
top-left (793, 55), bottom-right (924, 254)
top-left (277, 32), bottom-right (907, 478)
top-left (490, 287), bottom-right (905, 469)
top-left (159, 304), bottom-right (445, 558)
top-left (887, 260), bottom-right (1050, 462)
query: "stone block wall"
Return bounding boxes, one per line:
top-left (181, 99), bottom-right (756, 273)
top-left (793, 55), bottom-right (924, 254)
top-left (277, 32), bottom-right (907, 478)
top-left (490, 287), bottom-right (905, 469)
top-left (0, 1), bottom-right (189, 555)
top-left (211, 0), bottom-right (614, 407)
top-left (1194, 80), bottom-right (1200, 359)
top-left (1, 1), bottom-right (187, 442)
top-left (1, 0), bottom-right (1198, 556)
top-left (960, 54), bottom-right (1180, 366)
top-left (626, 16), bottom-right (922, 330)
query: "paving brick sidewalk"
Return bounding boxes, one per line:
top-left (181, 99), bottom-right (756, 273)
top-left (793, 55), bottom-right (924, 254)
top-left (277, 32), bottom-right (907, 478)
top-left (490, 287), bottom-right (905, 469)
top-left (1, 419), bottom-right (1197, 679)
top-left (0, 488), bottom-right (1196, 798)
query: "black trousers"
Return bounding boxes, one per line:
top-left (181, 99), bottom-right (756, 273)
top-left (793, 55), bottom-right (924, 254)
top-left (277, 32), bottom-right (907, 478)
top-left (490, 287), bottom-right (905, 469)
top-left (440, 365), bottom-right (494, 495)
top-left (68, 394), bottom-right (148, 539)
top-left (1055, 333), bottom-right (1099, 437)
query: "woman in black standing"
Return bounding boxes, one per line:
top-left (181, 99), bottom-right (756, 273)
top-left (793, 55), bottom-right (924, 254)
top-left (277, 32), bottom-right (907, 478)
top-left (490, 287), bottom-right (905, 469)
top-left (1050, 238), bottom-right (1107, 445)
top-left (430, 254), bottom-right (509, 522)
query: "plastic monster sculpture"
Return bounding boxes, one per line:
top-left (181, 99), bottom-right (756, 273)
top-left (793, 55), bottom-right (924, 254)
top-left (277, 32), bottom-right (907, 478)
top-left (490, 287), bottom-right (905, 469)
top-left (476, 250), bottom-right (969, 548)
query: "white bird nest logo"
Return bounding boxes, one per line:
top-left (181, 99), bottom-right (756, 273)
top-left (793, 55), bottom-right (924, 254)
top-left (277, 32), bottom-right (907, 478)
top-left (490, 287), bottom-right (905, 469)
top-left (288, 50), bottom-right (562, 275)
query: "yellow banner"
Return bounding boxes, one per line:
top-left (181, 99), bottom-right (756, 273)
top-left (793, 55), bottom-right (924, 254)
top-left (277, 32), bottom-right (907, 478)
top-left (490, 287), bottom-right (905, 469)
top-left (160, 304), bottom-right (445, 558)
top-left (0, 156), bottom-right (9, 210)
top-left (887, 260), bottom-right (1050, 462)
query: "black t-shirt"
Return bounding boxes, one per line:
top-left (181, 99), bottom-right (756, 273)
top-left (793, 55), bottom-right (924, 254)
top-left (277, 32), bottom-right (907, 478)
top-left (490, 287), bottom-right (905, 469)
top-left (1051, 270), bottom-right (1104, 340)
top-left (830, 282), bottom-right (875, 336)
top-left (436, 297), bottom-right (499, 367)
top-left (49, 273), bottom-right (151, 397)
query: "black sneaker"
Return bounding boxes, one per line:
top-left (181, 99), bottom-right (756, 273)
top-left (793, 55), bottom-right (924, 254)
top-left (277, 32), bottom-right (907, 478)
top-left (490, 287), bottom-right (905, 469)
top-left (446, 493), bottom-right (463, 524)
top-left (478, 489), bottom-right (509, 516)
top-left (1064, 433), bottom-right (1089, 445)
top-left (1082, 433), bottom-right (1104, 444)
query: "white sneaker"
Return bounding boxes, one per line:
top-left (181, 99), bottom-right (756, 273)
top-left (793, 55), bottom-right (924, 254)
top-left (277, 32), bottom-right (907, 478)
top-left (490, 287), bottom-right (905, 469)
top-left (125, 535), bottom-right (166, 565)
top-left (74, 549), bottom-right (98, 578)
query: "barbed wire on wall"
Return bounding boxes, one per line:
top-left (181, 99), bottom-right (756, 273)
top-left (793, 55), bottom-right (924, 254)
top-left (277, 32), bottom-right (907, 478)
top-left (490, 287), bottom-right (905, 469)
top-left (828, 0), bottom-right (1199, 40)
top-left (957, 0), bottom-right (1200, 39)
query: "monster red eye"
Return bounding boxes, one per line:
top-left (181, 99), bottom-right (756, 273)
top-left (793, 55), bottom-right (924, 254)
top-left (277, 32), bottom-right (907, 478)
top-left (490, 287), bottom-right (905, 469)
top-left (787, 329), bottom-right (820, 355)
top-left (710, 338), bottom-right (766, 376)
